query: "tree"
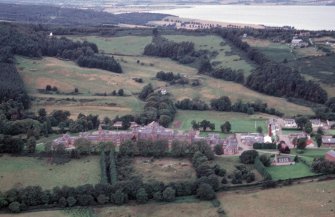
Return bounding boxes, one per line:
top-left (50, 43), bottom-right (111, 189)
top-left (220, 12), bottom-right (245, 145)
top-left (162, 187), bottom-right (176, 202)
top-left (214, 144), bottom-right (223, 155)
top-left (256, 126), bottom-right (263, 134)
top-left (97, 194), bottom-right (109, 205)
top-left (73, 138), bottom-right (91, 155)
top-left (297, 138), bottom-right (307, 150)
top-left (317, 127), bottom-right (324, 135)
top-left (315, 134), bottom-right (322, 148)
top-left (139, 83), bottom-right (154, 100)
top-left (112, 190), bottom-right (127, 205)
top-left (191, 120), bottom-right (199, 130)
top-left (295, 116), bottom-right (309, 130)
top-left (26, 136), bottom-right (36, 153)
top-left (220, 121), bottom-right (231, 133)
top-left (196, 183), bottom-right (216, 200)
top-left (8, 202), bottom-right (21, 213)
top-left (118, 89), bottom-right (124, 96)
top-left (304, 121), bottom-right (313, 134)
top-left (136, 188), bottom-right (148, 204)
top-left (240, 150), bottom-right (259, 164)
top-left (259, 154), bottom-right (271, 167)
top-left (67, 196), bottom-right (76, 207)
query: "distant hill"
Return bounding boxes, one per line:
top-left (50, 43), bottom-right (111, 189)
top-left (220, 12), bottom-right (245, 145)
top-left (0, 3), bottom-right (170, 26)
top-left (0, 0), bottom-right (334, 7)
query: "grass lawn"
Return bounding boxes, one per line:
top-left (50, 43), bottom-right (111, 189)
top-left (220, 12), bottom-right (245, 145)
top-left (0, 155), bottom-right (100, 192)
top-left (174, 110), bottom-right (268, 133)
top-left (290, 148), bottom-right (332, 163)
top-left (266, 162), bottom-right (316, 180)
top-left (132, 157), bottom-right (196, 183)
top-left (219, 180), bottom-right (335, 217)
top-left (65, 35), bottom-right (152, 55)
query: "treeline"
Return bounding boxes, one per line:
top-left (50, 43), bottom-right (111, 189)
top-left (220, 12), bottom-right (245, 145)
top-left (156, 71), bottom-right (200, 86)
top-left (175, 97), bottom-right (284, 117)
top-left (314, 97), bottom-right (335, 121)
top-left (216, 29), bottom-right (328, 104)
top-left (0, 3), bottom-right (169, 26)
top-left (77, 55), bottom-right (122, 73)
top-left (144, 35), bottom-right (195, 64)
top-left (246, 63), bottom-right (328, 104)
top-left (0, 63), bottom-right (29, 109)
top-left (204, 67), bottom-right (245, 84)
top-left (0, 23), bottom-right (122, 73)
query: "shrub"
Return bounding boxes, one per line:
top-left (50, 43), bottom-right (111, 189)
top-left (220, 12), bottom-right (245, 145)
top-left (259, 154), bottom-right (271, 167)
top-left (240, 150), bottom-right (259, 164)
top-left (162, 187), bottom-right (176, 202)
top-left (196, 183), bottom-right (216, 200)
top-left (136, 188), bottom-right (148, 204)
top-left (8, 202), bottom-right (21, 213)
top-left (214, 144), bottom-right (224, 155)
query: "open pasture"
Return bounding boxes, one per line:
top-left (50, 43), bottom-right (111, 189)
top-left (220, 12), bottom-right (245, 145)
top-left (133, 157), bottom-right (196, 183)
top-left (0, 155), bottom-right (100, 192)
top-left (174, 110), bottom-right (268, 133)
top-left (219, 180), bottom-right (335, 217)
top-left (243, 37), bottom-right (325, 62)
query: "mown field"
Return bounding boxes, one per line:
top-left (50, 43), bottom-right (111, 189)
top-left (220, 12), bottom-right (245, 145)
top-left (266, 162), bottom-right (316, 180)
top-left (0, 155), bottom-right (100, 192)
top-left (174, 110), bottom-right (268, 133)
top-left (133, 157), bottom-right (196, 183)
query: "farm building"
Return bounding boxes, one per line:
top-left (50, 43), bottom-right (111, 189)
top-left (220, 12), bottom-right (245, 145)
top-left (240, 133), bottom-right (264, 146)
top-left (272, 154), bottom-right (295, 166)
top-left (322, 136), bottom-right (335, 147)
top-left (310, 119), bottom-right (323, 128)
top-left (325, 150), bottom-right (335, 162)
top-left (283, 119), bottom-right (297, 128)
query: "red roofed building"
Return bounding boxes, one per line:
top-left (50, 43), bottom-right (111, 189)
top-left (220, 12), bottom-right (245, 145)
top-left (325, 150), bottom-right (335, 162)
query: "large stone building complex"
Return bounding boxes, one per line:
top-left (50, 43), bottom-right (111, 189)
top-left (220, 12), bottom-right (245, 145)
top-left (53, 121), bottom-right (239, 155)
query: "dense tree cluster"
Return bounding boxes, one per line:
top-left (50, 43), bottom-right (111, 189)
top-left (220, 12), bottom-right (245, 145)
top-left (239, 150), bottom-right (259, 164)
top-left (138, 92), bottom-right (176, 127)
top-left (0, 3), bottom-right (169, 26)
top-left (229, 165), bottom-right (256, 184)
top-left (0, 23), bottom-right (122, 73)
top-left (0, 63), bottom-right (29, 109)
top-left (155, 71), bottom-right (189, 85)
top-left (311, 158), bottom-right (335, 174)
top-left (216, 28), bottom-right (328, 104)
top-left (175, 98), bottom-right (209, 111)
top-left (253, 143), bottom-right (277, 149)
top-left (246, 63), bottom-right (328, 104)
top-left (77, 55), bottom-right (122, 73)
top-left (200, 67), bottom-right (245, 84)
top-left (144, 36), bottom-right (195, 63)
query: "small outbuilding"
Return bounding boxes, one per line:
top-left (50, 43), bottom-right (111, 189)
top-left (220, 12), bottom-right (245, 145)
top-left (325, 150), bottom-right (335, 162)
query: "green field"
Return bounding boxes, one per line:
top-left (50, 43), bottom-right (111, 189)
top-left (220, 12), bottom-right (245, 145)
top-left (0, 155), bottom-right (100, 192)
top-left (174, 110), bottom-right (268, 133)
top-left (266, 162), bottom-right (316, 180)
top-left (219, 180), bottom-right (335, 217)
top-left (68, 34), bottom-right (254, 74)
top-left (164, 34), bottom-right (255, 74)
top-left (291, 148), bottom-right (332, 163)
top-left (66, 35), bottom-right (152, 55)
